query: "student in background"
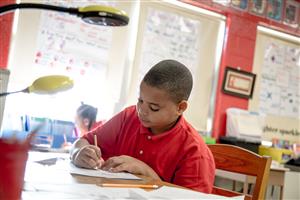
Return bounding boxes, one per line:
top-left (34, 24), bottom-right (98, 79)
top-left (74, 103), bottom-right (105, 137)
top-left (70, 60), bottom-right (215, 193)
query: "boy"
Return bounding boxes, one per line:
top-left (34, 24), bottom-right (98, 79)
top-left (70, 59), bottom-right (215, 193)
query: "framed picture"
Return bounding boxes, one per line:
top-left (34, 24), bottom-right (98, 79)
top-left (266, 0), bottom-right (284, 21)
top-left (222, 67), bottom-right (256, 99)
top-left (249, 0), bottom-right (267, 16)
top-left (231, 0), bottom-right (249, 10)
top-left (283, 0), bottom-right (299, 28)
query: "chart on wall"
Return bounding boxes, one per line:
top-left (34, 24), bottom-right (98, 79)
top-left (138, 7), bottom-right (201, 84)
top-left (33, 0), bottom-right (115, 105)
top-left (259, 40), bottom-right (300, 118)
top-left (34, 0), bottom-right (113, 77)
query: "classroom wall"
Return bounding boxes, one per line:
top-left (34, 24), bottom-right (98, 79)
top-left (181, 0), bottom-right (300, 139)
top-left (3, 0), bottom-right (225, 134)
top-left (0, 0), bottom-right (15, 69)
top-left (1, 0), bottom-right (299, 140)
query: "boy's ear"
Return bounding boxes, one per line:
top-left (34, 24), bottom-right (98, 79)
top-left (177, 100), bottom-right (188, 115)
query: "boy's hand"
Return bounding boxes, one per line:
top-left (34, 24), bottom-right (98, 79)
top-left (72, 145), bottom-right (104, 169)
top-left (101, 155), bottom-right (161, 180)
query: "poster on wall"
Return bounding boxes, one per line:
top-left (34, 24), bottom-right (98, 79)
top-left (249, 0), bottom-right (267, 16)
top-left (259, 40), bottom-right (300, 119)
top-left (139, 7), bottom-right (201, 85)
top-left (266, 0), bottom-right (283, 21)
top-left (35, 0), bottom-right (113, 77)
top-left (283, 0), bottom-right (299, 28)
top-left (31, 0), bottom-right (115, 120)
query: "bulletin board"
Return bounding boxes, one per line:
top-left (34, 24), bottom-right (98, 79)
top-left (249, 27), bottom-right (300, 143)
top-left (125, 1), bottom-right (225, 132)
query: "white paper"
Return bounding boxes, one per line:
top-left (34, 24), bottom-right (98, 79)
top-left (145, 186), bottom-right (245, 200)
top-left (69, 163), bottom-right (142, 180)
top-left (23, 182), bottom-right (148, 200)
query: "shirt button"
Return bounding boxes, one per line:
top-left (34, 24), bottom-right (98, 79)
top-left (147, 136), bottom-right (151, 140)
top-left (139, 150), bottom-right (143, 155)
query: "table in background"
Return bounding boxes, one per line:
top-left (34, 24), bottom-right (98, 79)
top-left (216, 165), bottom-right (289, 200)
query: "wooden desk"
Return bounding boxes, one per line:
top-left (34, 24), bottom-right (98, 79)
top-left (23, 151), bottom-right (168, 190)
top-left (23, 151), bottom-right (243, 199)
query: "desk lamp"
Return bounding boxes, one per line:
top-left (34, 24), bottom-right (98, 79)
top-left (0, 75), bottom-right (74, 96)
top-left (0, 3), bottom-right (129, 26)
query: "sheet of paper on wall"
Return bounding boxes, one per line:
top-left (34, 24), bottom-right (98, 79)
top-left (69, 163), bottom-right (141, 180)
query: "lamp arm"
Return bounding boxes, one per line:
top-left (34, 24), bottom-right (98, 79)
top-left (0, 88), bottom-right (29, 97)
top-left (0, 3), bottom-right (78, 16)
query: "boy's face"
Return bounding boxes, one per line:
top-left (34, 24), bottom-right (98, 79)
top-left (137, 81), bottom-right (186, 134)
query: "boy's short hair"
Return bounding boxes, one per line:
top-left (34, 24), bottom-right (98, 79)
top-left (142, 59), bottom-right (193, 103)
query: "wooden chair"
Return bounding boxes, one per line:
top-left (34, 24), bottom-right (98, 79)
top-left (208, 144), bottom-right (272, 200)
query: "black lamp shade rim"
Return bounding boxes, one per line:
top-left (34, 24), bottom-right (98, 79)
top-left (80, 11), bottom-right (129, 26)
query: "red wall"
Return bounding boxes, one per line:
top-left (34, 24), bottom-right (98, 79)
top-left (0, 0), bottom-right (15, 69)
top-left (181, 0), bottom-right (300, 140)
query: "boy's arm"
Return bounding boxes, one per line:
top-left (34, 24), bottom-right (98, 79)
top-left (101, 155), bottom-right (161, 181)
top-left (70, 138), bottom-right (104, 169)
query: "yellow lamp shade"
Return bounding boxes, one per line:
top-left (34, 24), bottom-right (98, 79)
top-left (27, 75), bottom-right (74, 94)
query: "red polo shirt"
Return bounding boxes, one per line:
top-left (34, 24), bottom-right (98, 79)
top-left (83, 106), bottom-right (215, 193)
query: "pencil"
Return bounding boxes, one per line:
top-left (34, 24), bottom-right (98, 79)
top-left (94, 134), bottom-right (97, 147)
top-left (99, 183), bottom-right (159, 189)
top-left (93, 134), bottom-right (98, 170)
